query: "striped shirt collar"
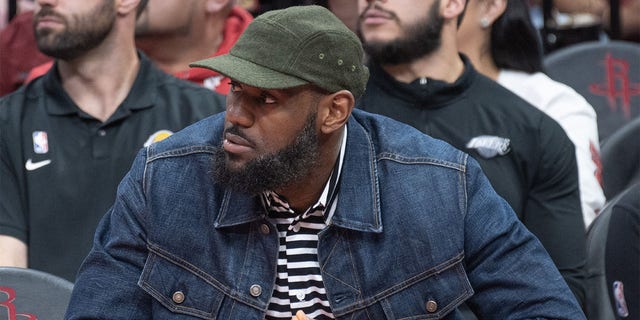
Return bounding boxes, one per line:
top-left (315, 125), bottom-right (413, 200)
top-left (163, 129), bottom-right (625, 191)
top-left (262, 126), bottom-right (347, 221)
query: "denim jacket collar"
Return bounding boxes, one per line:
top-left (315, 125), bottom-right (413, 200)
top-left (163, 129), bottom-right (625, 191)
top-left (214, 114), bottom-right (383, 233)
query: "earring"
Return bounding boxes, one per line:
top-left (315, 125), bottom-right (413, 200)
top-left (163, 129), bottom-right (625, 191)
top-left (480, 17), bottom-right (490, 28)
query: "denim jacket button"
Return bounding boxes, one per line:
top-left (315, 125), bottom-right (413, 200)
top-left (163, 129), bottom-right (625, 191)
top-left (259, 224), bottom-right (270, 234)
top-left (425, 300), bottom-right (438, 313)
top-left (172, 291), bottom-right (185, 304)
top-left (250, 284), bottom-right (262, 297)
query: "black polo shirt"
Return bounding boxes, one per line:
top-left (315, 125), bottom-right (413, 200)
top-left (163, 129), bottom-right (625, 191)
top-left (0, 53), bottom-right (225, 281)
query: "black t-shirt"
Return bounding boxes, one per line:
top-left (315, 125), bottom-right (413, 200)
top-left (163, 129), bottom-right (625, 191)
top-left (0, 54), bottom-right (225, 281)
top-left (358, 57), bottom-right (586, 304)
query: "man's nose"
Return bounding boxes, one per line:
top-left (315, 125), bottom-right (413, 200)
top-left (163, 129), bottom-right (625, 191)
top-left (225, 98), bottom-right (253, 128)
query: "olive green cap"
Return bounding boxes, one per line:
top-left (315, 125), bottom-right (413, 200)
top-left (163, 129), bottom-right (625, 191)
top-left (189, 5), bottom-right (369, 97)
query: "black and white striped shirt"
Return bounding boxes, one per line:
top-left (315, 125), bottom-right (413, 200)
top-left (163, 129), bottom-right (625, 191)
top-left (263, 129), bottom-right (346, 320)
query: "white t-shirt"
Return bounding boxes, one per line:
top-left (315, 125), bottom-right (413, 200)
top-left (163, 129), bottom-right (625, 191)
top-left (498, 69), bottom-right (605, 227)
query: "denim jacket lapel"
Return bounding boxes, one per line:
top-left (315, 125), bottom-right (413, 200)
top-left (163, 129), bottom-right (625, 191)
top-left (330, 116), bottom-right (383, 233)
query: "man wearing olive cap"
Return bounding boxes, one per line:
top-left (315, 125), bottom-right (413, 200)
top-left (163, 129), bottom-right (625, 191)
top-left (65, 5), bottom-right (584, 320)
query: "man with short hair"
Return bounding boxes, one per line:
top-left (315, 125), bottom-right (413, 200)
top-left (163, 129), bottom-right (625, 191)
top-left (22, 0), bottom-right (253, 95)
top-left (0, 0), bottom-right (224, 281)
top-left (65, 5), bottom-right (585, 319)
top-left (356, 0), bottom-right (587, 308)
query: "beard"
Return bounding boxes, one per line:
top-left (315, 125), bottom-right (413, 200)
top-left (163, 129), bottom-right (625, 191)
top-left (359, 0), bottom-right (444, 65)
top-left (212, 112), bottom-right (320, 195)
top-left (34, 0), bottom-right (116, 60)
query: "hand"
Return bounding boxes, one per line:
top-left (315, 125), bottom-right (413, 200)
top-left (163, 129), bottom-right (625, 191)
top-left (291, 310), bottom-right (313, 320)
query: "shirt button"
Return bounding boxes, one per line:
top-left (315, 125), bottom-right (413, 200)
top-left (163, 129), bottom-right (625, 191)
top-left (425, 299), bottom-right (438, 313)
top-left (296, 291), bottom-right (306, 301)
top-left (98, 129), bottom-right (107, 137)
top-left (259, 224), bottom-right (270, 234)
top-left (172, 291), bottom-right (185, 304)
top-left (249, 284), bottom-right (262, 297)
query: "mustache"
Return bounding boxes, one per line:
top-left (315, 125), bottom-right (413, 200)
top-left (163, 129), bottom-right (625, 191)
top-left (359, 3), bottom-right (399, 23)
top-left (34, 6), bottom-right (66, 23)
top-left (222, 126), bottom-right (253, 145)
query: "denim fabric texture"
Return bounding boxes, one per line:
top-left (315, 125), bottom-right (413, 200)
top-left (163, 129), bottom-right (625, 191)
top-left (65, 109), bottom-right (585, 319)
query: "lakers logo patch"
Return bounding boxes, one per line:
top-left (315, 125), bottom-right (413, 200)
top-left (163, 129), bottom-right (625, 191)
top-left (144, 130), bottom-right (173, 147)
top-left (466, 135), bottom-right (511, 159)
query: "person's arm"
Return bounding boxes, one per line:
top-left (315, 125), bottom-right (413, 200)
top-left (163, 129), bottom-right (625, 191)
top-left (0, 235), bottom-right (27, 267)
top-left (462, 155), bottom-right (586, 319)
top-left (65, 150), bottom-right (153, 320)
top-left (523, 119), bottom-right (587, 306)
top-left (0, 104), bottom-right (29, 268)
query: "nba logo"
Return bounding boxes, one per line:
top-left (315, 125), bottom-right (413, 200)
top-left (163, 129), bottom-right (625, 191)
top-left (613, 281), bottom-right (629, 317)
top-left (32, 131), bottom-right (49, 154)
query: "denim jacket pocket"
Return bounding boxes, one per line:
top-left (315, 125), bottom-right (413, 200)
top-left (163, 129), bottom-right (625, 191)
top-left (138, 246), bottom-right (226, 320)
top-left (362, 253), bottom-right (473, 320)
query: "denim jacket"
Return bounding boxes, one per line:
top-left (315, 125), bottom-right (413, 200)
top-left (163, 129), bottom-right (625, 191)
top-left (65, 110), bottom-right (585, 319)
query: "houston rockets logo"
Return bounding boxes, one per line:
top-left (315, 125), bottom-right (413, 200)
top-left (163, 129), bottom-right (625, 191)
top-left (0, 287), bottom-right (37, 320)
top-left (589, 53), bottom-right (640, 120)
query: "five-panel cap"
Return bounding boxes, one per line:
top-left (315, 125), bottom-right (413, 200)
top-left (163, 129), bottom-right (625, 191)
top-left (189, 5), bottom-right (369, 97)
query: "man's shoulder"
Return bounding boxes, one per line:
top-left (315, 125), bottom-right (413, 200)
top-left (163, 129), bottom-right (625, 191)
top-left (0, 78), bottom-right (47, 119)
top-left (472, 73), bottom-right (539, 111)
top-left (471, 74), bottom-right (568, 131)
top-left (351, 109), bottom-right (468, 167)
top-left (470, 76), bottom-right (576, 162)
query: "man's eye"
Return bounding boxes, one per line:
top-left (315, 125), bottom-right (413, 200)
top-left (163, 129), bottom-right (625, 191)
top-left (228, 81), bottom-right (241, 92)
top-left (261, 94), bottom-right (276, 104)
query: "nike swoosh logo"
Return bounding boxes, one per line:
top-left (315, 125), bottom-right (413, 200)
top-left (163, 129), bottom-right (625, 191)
top-left (25, 159), bottom-right (52, 171)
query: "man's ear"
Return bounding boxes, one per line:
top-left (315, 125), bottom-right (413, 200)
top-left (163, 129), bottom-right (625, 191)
top-left (117, 0), bottom-right (141, 16)
top-left (442, 0), bottom-right (467, 20)
top-left (482, 0), bottom-right (507, 26)
top-left (319, 90), bottom-right (354, 135)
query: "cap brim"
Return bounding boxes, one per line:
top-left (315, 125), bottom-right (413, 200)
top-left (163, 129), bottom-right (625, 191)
top-left (189, 54), bottom-right (309, 90)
